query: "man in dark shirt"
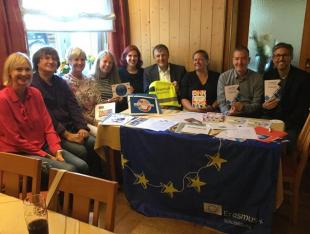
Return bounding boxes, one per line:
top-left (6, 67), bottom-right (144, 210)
top-left (262, 42), bottom-right (310, 150)
top-left (31, 47), bottom-right (104, 177)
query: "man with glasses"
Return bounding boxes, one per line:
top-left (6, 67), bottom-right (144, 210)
top-left (262, 42), bottom-right (310, 150)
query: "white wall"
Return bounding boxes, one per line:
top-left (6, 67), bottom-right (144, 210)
top-left (248, 0), bottom-right (306, 70)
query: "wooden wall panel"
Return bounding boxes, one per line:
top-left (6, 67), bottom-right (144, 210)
top-left (128, 0), bottom-right (227, 72)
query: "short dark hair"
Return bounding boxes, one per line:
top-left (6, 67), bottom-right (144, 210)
top-left (272, 42), bottom-right (293, 57)
top-left (120, 45), bottom-right (143, 68)
top-left (234, 45), bottom-right (249, 56)
top-left (193, 49), bottom-right (209, 61)
top-left (152, 44), bottom-right (169, 57)
top-left (32, 47), bottom-right (60, 72)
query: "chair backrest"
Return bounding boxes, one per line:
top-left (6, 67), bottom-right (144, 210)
top-left (295, 112), bottom-right (310, 184)
top-left (48, 168), bottom-right (118, 231)
top-left (0, 152), bottom-right (41, 199)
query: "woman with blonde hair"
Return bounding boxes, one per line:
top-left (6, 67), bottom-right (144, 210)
top-left (0, 52), bottom-right (88, 173)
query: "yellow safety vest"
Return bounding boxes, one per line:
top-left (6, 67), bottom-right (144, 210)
top-left (149, 81), bottom-right (181, 108)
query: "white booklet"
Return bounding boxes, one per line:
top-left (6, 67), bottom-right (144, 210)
top-left (224, 85), bottom-right (239, 104)
top-left (95, 103), bottom-right (115, 121)
top-left (99, 113), bottom-right (134, 126)
top-left (264, 79), bottom-right (281, 101)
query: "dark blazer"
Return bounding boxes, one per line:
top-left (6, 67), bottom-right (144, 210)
top-left (143, 63), bottom-right (186, 93)
top-left (263, 65), bottom-right (310, 131)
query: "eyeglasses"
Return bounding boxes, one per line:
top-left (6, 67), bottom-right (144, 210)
top-left (273, 54), bottom-right (290, 59)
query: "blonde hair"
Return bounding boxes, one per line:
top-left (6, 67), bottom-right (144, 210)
top-left (66, 47), bottom-right (87, 61)
top-left (92, 50), bottom-right (120, 84)
top-left (2, 52), bottom-right (32, 86)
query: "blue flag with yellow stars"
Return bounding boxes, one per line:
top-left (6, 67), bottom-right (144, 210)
top-left (120, 126), bottom-right (282, 234)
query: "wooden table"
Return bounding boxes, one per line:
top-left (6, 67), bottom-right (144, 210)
top-left (0, 193), bottom-right (114, 234)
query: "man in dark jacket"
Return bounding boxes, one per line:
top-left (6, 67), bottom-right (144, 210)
top-left (143, 44), bottom-right (186, 97)
top-left (262, 42), bottom-right (310, 150)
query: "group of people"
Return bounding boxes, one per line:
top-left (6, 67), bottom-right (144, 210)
top-left (0, 41), bottom-right (309, 178)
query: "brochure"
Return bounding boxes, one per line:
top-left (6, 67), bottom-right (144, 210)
top-left (255, 126), bottom-right (288, 143)
top-left (128, 94), bottom-right (161, 115)
top-left (224, 85), bottom-right (239, 104)
top-left (112, 82), bottom-right (132, 97)
top-left (175, 123), bottom-right (211, 135)
top-left (192, 90), bottom-right (206, 108)
top-left (99, 113), bottom-right (134, 126)
top-left (264, 80), bottom-right (281, 101)
top-left (95, 102), bottom-right (115, 121)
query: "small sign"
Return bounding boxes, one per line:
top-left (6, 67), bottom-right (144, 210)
top-left (112, 82), bottom-right (132, 97)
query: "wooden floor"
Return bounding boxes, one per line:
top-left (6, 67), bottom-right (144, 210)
top-left (113, 184), bottom-right (310, 234)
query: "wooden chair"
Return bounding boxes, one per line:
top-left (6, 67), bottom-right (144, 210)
top-left (48, 168), bottom-right (118, 231)
top-left (283, 112), bottom-right (310, 224)
top-left (0, 152), bottom-right (41, 199)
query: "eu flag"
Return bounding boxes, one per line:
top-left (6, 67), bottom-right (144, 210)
top-left (120, 126), bottom-right (282, 234)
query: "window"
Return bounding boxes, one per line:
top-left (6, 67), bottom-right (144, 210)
top-left (21, 0), bottom-right (114, 74)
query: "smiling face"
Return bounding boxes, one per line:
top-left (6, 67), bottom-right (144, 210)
top-left (126, 50), bottom-right (138, 68)
top-left (37, 54), bottom-right (58, 76)
top-left (99, 54), bottom-right (114, 75)
top-left (232, 50), bottom-right (250, 76)
top-left (272, 47), bottom-right (292, 71)
top-left (69, 56), bottom-right (86, 74)
top-left (193, 52), bottom-right (208, 71)
top-left (9, 62), bottom-right (33, 90)
top-left (154, 49), bottom-right (169, 70)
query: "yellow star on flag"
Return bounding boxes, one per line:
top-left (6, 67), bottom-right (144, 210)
top-left (121, 154), bottom-right (128, 169)
top-left (134, 172), bottom-right (149, 189)
top-left (187, 176), bottom-right (206, 192)
top-left (161, 181), bottom-right (179, 198)
top-left (207, 153), bottom-right (227, 171)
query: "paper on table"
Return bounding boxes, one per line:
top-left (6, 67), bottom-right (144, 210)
top-left (216, 127), bottom-right (257, 140)
top-left (132, 118), bottom-right (178, 131)
top-left (95, 102), bottom-right (115, 121)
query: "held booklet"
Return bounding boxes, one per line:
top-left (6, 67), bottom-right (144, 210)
top-left (264, 79), bottom-right (281, 101)
top-left (112, 82), bottom-right (132, 97)
top-left (128, 94), bottom-right (161, 115)
top-left (95, 102), bottom-right (115, 121)
top-left (224, 85), bottom-right (239, 105)
top-left (192, 90), bottom-right (207, 109)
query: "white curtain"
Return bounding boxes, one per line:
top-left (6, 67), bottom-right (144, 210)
top-left (21, 0), bottom-right (115, 31)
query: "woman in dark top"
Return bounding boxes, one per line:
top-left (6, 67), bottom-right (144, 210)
top-left (118, 45), bottom-right (144, 93)
top-left (180, 50), bottom-right (219, 112)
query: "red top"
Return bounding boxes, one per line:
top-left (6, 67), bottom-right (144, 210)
top-left (0, 86), bottom-right (61, 156)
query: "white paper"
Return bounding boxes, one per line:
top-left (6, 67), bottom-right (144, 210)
top-left (216, 127), bottom-right (257, 140)
top-left (181, 124), bottom-right (211, 135)
top-left (132, 118), bottom-right (178, 131)
top-left (95, 103), bottom-right (115, 121)
top-left (264, 80), bottom-right (281, 101)
top-left (224, 85), bottom-right (239, 104)
top-left (99, 113), bottom-right (134, 126)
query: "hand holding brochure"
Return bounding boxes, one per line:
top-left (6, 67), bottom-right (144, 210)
top-left (264, 80), bottom-right (281, 101)
top-left (224, 85), bottom-right (239, 104)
